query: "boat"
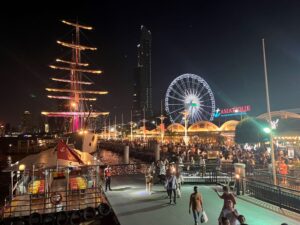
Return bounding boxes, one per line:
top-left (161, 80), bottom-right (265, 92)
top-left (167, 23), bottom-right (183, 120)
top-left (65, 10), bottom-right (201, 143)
top-left (0, 20), bottom-right (112, 225)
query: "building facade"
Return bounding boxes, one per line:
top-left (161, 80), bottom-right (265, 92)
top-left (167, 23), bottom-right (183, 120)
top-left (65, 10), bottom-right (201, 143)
top-left (132, 25), bottom-right (153, 122)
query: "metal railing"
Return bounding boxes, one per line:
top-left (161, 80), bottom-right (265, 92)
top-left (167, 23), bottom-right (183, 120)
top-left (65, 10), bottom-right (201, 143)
top-left (244, 178), bottom-right (300, 213)
top-left (249, 169), bottom-right (300, 191)
top-left (1, 186), bottom-right (105, 219)
top-left (108, 163), bottom-right (149, 176)
top-left (106, 162), bottom-right (232, 185)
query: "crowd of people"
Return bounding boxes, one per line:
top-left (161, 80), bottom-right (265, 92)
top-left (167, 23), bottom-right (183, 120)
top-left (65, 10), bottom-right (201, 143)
top-left (101, 140), bottom-right (295, 225)
top-left (145, 159), bottom-right (249, 225)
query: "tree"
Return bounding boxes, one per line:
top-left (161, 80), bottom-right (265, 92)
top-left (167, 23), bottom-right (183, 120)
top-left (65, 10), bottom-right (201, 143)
top-left (235, 117), bottom-right (269, 144)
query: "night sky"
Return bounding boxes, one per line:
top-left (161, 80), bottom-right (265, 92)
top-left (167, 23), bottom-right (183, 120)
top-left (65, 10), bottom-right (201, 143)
top-left (1, 1), bottom-right (300, 126)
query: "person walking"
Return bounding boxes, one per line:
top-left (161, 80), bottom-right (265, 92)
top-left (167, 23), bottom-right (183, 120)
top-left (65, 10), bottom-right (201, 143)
top-left (199, 156), bottom-right (206, 177)
top-left (104, 165), bottom-right (112, 191)
top-left (214, 186), bottom-right (236, 209)
top-left (165, 173), bottom-right (177, 204)
top-left (189, 186), bottom-right (203, 225)
top-left (158, 160), bottom-right (166, 184)
top-left (145, 166), bottom-right (153, 194)
top-left (219, 200), bottom-right (239, 225)
top-left (237, 215), bottom-right (248, 225)
top-left (176, 171), bottom-right (184, 198)
top-left (278, 158), bottom-right (288, 185)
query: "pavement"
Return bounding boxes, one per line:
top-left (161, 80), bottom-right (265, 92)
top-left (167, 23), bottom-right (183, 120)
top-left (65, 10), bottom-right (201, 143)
top-left (105, 174), bottom-right (300, 225)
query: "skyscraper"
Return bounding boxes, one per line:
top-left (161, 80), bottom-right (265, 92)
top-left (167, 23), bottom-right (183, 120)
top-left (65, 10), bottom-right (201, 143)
top-left (132, 25), bottom-right (153, 122)
top-left (20, 111), bottom-right (33, 133)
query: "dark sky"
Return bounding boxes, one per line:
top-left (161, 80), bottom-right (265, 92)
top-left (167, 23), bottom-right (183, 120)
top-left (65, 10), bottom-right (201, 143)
top-left (1, 1), bottom-right (300, 126)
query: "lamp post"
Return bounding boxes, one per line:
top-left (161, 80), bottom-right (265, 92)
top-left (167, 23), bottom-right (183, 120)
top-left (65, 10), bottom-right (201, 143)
top-left (19, 164), bottom-right (26, 194)
top-left (157, 100), bottom-right (166, 144)
top-left (262, 38), bottom-right (277, 185)
top-left (130, 110), bottom-right (133, 142)
top-left (181, 110), bottom-right (189, 146)
top-left (142, 106), bottom-right (146, 143)
top-left (235, 174), bottom-right (240, 195)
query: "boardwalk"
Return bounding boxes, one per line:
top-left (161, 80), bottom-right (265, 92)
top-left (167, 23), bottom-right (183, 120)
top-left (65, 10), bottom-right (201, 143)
top-left (105, 174), bottom-right (300, 225)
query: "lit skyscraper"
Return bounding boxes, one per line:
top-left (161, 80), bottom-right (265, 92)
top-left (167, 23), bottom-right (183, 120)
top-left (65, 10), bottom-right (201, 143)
top-left (132, 25), bottom-right (153, 122)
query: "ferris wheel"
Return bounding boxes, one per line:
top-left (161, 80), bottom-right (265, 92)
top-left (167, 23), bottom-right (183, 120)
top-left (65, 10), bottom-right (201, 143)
top-left (165, 73), bottom-right (216, 124)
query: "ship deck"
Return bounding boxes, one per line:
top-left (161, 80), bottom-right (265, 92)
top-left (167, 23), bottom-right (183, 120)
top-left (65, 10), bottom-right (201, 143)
top-left (105, 174), bottom-right (300, 225)
top-left (3, 178), bottom-right (102, 218)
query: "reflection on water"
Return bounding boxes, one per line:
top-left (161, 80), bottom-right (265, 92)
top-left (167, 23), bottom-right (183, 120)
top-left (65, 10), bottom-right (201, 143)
top-left (97, 149), bottom-right (143, 165)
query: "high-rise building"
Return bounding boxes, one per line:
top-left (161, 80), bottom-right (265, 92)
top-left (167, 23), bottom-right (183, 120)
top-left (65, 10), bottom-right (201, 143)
top-left (132, 25), bottom-right (153, 122)
top-left (20, 111), bottom-right (33, 133)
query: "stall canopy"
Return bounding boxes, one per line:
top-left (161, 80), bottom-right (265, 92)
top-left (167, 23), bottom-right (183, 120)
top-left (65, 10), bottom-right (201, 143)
top-left (3, 140), bottom-right (101, 172)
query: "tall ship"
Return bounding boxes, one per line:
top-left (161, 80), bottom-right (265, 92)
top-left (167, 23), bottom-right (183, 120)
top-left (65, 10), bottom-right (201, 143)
top-left (42, 19), bottom-right (109, 134)
top-left (1, 20), bottom-right (113, 225)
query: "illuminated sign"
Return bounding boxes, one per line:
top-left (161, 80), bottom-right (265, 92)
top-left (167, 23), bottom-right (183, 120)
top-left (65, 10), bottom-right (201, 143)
top-left (214, 105), bottom-right (251, 118)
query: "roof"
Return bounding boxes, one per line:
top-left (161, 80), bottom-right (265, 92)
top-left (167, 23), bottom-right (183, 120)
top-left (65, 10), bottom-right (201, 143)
top-left (3, 147), bottom-right (101, 172)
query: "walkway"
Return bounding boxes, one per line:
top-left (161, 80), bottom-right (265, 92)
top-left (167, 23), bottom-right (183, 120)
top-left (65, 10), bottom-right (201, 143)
top-left (105, 174), bottom-right (300, 225)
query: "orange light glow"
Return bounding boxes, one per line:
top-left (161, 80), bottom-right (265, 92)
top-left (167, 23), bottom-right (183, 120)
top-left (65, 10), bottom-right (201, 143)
top-left (56, 59), bottom-right (89, 67)
top-left (62, 20), bottom-right (93, 30)
top-left (46, 88), bottom-right (108, 95)
top-left (57, 40), bottom-right (97, 51)
top-left (50, 65), bottom-right (102, 74)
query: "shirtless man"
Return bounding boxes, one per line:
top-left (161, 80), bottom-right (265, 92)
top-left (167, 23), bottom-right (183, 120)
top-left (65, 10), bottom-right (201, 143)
top-left (189, 186), bottom-right (203, 225)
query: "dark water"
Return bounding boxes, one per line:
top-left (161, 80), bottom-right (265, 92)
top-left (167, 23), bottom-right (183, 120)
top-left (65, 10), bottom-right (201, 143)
top-left (96, 149), bottom-right (143, 165)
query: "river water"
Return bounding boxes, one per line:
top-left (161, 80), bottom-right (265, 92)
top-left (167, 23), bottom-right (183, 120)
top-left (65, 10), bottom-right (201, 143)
top-left (96, 149), bottom-right (143, 165)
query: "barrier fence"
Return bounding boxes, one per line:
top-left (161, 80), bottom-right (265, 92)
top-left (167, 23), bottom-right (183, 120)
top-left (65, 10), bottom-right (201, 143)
top-left (243, 178), bottom-right (300, 213)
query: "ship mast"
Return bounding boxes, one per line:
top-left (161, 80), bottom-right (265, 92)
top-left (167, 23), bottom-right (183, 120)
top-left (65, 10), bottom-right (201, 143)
top-left (42, 20), bottom-right (109, 132)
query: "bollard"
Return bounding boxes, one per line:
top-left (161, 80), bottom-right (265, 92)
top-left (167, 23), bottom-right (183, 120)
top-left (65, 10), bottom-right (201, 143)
top-left (124, 145), bottom-right (129, 164)
top-left (7, 155), bottom-right (12, 166)
top-left (154, 144), bottom-right (160, 161)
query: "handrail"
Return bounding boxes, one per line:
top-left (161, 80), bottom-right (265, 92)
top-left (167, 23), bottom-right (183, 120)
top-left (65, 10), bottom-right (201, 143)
top-left (1, 186), bottom-right (104, 219)
top-left (243, 178), bottom-right (300, 213)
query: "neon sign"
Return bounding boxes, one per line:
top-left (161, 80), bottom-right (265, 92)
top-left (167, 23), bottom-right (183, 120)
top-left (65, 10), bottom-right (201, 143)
top-left (214, 105), bottom-right (251, 118)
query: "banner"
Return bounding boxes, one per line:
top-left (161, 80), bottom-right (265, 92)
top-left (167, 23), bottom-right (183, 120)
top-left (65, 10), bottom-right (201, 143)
top-left (57, 140), bottom-right (84, 164)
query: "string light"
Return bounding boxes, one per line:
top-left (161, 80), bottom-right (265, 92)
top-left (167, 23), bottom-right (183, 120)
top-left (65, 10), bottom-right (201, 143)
top-left (46, 88), bottom-right (108, 95)
top-left (41, 111), bottom-right (109, 117)
top-left (51, 78), bottom-right (93, 85)
top-left (47, 95), bottom-right (97, 101)
top-left (57, 40), bottom-right (97, 51)
top-left (49, 65), bottom-right (102, 74)
top-left (61, 20), bottom-right (93, 30)
top-left (56, 59), bottom-right (89, 67)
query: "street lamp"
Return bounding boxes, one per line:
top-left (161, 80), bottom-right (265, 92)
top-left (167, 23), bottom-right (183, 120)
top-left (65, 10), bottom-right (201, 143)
top-left (263, 126), bottom-right (277, 185)
top-left (262, 38), bottom-right (277, 185)
top-left (19, 164), bottom-right (26, 194)
top-left (263, 127), bottom-right (271, 134)
top-left (234, 109), bottom-right (242, 120)
top-left (181, 110), bottom-right (189, 146)
top-left (235, 174), bottom-right (240, 195)
top-left (19, 164), bottom-right (26, 172)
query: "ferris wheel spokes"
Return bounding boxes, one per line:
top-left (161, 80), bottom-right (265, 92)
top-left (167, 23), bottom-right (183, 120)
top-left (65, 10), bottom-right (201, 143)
top-left (165, 73), bottom-right (215, 124)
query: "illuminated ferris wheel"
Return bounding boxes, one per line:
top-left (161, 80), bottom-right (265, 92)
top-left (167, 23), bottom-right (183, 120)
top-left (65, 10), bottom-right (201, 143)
top-left (165, 73), bottom-right (215, 124)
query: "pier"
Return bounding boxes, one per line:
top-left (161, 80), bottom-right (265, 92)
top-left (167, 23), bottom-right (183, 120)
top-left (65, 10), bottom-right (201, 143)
top-left (105, 174), bottom-right (300, 225)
